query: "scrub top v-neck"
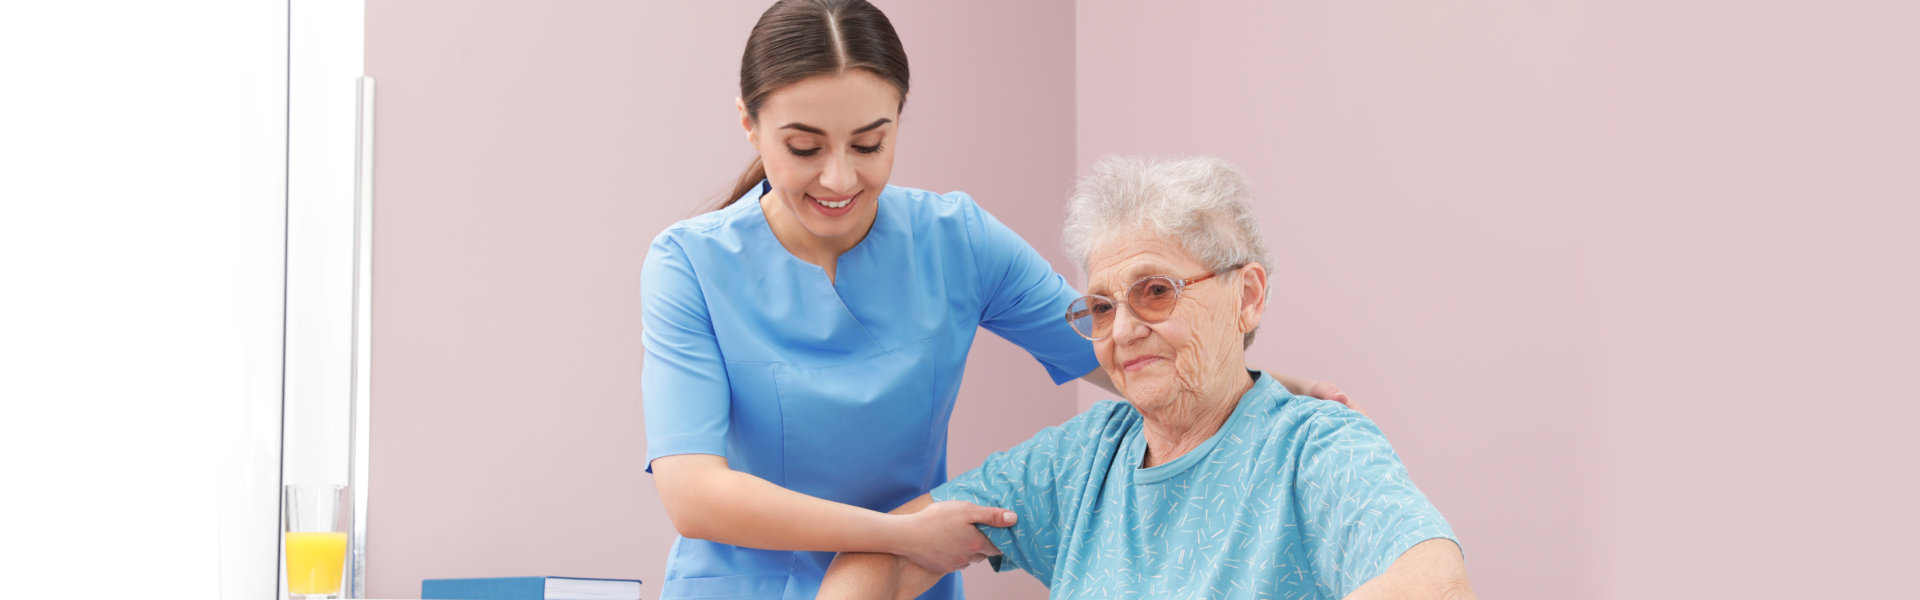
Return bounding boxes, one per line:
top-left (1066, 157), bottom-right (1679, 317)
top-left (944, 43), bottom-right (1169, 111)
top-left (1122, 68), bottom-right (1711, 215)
top-left (640, 181), bottom-right (1098, 600)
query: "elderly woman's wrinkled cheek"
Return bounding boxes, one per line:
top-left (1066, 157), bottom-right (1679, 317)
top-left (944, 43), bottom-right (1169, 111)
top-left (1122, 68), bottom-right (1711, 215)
top-left (1171, 305), bottom-right (1237, 395)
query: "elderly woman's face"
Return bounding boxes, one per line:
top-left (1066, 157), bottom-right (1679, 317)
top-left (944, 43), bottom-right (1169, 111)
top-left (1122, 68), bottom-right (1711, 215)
top-left (1085, 235), bottom-right (1254, 414)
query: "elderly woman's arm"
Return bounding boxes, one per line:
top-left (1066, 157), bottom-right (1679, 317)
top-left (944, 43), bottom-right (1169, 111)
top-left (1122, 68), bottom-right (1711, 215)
top-left (1343, 538), bottom-right (1475, 600)
top-left (819, 494), bottom-right (995, 600)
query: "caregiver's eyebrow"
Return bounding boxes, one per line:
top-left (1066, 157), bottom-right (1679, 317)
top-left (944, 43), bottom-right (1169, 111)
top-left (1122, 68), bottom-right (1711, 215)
top-left (778, 118), bottom-right (892, 135)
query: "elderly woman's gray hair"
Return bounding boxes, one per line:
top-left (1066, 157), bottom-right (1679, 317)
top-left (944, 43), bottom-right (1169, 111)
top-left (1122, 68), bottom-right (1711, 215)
top-left (1062, 156), bottom-right (1274, 348)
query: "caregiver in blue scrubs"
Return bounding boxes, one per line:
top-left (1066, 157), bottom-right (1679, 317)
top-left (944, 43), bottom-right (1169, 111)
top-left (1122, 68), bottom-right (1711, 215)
top-left (641, 2), bottom-right (1353, 599)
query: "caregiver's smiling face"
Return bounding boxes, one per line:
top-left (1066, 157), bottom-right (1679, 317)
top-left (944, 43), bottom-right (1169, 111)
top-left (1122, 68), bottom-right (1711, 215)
top-left (742, 69), bottom-right (901, 251)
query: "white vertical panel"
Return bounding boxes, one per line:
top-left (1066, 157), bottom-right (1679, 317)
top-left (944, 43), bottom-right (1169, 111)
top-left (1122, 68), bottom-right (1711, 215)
top-left (284, 0), bottom-right (366, 491)
top-left (345, 76), bottom-right (376, 599)
top-left (285, 0), bottom-right (367, 597)
top-left (0, 2), bottom-right (287, 599)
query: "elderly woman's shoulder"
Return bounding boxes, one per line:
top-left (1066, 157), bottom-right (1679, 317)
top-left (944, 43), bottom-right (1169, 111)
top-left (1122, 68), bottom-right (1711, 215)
top-left (1253, 384), bottom-right (1379, 436)
top-left (1043, 399), bottom-right (1146, 441)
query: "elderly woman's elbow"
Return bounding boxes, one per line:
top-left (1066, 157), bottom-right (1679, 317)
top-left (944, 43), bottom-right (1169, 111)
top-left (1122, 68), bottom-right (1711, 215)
top-left (1439, 578), bottom-right (1476, 600)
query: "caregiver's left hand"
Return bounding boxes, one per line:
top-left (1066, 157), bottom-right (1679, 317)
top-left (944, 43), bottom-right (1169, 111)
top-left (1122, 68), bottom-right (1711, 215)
top-left (1307, 380), bottom-right (1367, 417)
top-left (888, 500), bottom-right (1011, 574)
top-left (1273, 373), bottom-right (1369, 418)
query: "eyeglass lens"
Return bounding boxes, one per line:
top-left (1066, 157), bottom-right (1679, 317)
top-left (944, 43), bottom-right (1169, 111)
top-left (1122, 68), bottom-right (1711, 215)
top-left (1068, 276), bottom-right (1180, 339)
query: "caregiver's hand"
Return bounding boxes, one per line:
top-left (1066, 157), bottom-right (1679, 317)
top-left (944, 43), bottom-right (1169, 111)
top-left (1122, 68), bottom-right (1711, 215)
top-left (1272, 373), bottom-right (1368, 417)
top-left (886, 500), bottom-right (1014, 573)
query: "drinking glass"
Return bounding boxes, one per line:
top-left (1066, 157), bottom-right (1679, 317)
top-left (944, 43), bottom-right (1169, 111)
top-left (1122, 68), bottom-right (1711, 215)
top-left (283, 484), bottom-right (349, 598)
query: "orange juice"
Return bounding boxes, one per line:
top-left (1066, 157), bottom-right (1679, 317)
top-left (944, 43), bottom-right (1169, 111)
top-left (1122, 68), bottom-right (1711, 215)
top-left (285, 531), bottom-right (347, 595)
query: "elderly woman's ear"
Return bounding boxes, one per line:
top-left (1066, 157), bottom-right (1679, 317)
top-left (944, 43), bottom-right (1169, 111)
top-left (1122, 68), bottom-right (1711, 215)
top-left (1235, 262), bottom-right (1269, 334)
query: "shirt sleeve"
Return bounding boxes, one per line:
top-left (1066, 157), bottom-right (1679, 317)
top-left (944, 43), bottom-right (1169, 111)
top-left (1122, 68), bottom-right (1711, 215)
top-left (960, 195), bottom-right (1100, 385)
top-left (640, 233), bottom-right (732, 470)
top-left (1295, 410), bottom-right (1459, 596)
top-left (929, 405), bottom-right (1114, 586)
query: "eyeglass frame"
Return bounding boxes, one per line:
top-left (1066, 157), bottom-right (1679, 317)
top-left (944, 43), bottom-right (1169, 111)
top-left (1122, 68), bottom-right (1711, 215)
top-left (1065, 263), bottom-right (1246, 341)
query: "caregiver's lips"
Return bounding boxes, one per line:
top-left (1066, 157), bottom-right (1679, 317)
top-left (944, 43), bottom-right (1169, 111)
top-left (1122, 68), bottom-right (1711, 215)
top-left (806, 192), bottom-right (858, 215)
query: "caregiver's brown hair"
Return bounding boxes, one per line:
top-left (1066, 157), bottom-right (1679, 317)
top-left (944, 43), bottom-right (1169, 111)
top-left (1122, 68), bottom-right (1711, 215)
top-left (716, 0), bottom-right (910, 209)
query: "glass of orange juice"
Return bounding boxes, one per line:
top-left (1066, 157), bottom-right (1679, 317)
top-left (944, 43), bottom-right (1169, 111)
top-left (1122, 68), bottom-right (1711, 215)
top-left (283, 484), bottom-right (350, 598)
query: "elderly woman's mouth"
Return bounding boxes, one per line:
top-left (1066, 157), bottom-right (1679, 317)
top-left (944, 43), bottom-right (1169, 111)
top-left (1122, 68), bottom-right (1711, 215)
top-left (1121, 356), bottom-right (1164, 371)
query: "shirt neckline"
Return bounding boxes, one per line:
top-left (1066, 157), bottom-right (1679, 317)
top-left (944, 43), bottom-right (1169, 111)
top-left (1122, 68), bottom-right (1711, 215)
top-left (1132, 370), bottom-right (1279, 485)
top-left (744, 180), bottom-right (889, 279)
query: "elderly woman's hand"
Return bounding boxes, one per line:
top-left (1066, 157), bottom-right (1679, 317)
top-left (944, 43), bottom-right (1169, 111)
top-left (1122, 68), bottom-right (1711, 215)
top-left (885, 500), bottom-right (1014, 573)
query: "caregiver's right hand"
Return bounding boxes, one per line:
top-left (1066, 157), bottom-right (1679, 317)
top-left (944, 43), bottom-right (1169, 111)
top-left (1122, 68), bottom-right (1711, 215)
top-left (889, 500), bottom-right (1015, 573)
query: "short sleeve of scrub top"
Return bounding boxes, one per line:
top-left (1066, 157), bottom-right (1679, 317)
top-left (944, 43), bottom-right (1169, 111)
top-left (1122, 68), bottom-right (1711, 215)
top-left (964, 200), bottom-right (1099, 384)
top-left (639, 182), bottom-right (1098, 600)
top-left (639, 235), bottom-right (733, 461)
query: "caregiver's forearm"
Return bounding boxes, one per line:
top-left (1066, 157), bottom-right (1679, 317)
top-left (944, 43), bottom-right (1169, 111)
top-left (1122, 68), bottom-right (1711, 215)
top-left (651, 453), bottom-right (898, 553)
top-left (1079, 368), bottom-right (1121, 395)
top-left (819, 495), bottom-right (955, 600)
top-left (820, 552), bottom-right (945, 600)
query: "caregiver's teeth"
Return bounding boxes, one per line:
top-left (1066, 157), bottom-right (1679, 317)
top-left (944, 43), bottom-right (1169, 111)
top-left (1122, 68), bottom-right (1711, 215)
top-left (817, 197), bottom-right (851, 209)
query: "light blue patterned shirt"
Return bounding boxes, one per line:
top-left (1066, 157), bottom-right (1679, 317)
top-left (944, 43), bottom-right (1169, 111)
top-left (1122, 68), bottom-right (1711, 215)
top-left (931, 370), bottom-right (1456, 599)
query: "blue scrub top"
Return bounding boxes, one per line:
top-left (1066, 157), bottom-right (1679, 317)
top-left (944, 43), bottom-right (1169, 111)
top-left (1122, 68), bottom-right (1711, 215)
top-left (640, 181), bottom-right (1099, 600)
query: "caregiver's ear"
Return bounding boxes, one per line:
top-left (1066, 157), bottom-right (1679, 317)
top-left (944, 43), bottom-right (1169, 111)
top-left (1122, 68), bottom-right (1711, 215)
top-left (736, 97), bottom-right (754, 142)
top-left (1236, 262), bottom-right (1269, 330)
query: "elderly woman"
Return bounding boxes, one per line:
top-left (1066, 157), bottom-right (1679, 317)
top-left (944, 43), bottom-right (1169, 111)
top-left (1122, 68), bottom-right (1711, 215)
top-left (818, 156), bottom-right (1472, 599)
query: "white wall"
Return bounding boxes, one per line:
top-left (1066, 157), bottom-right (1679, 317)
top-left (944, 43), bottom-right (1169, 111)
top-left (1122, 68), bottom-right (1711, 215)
top-left (0, 2), bottom-right (287, 599)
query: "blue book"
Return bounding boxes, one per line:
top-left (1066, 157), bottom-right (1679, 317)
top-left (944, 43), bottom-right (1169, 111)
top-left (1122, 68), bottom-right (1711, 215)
top-left (422, 576), bottom-right (643, 600)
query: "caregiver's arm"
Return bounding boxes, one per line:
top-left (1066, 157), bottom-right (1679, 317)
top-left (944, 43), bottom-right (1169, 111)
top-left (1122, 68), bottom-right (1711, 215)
top-left (1343, 538), bottom-right (1475, 600)
top-left (1270, 373), bottom-right (1366, 415)
top-left (1077, 369), bottom-right (1121, 395)
top-left (819, 494), bottom-right (986, 600)
top-left (651, 455), bottom-right (1012, 573)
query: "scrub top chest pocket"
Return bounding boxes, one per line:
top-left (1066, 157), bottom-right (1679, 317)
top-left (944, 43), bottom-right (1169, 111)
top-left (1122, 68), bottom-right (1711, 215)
top-left (770, 327), bottom-right (966, 511)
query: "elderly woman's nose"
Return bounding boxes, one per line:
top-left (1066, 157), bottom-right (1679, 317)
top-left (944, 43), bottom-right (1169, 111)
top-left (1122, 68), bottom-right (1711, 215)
top-left (1108, 303), bottom-right (1151, 343)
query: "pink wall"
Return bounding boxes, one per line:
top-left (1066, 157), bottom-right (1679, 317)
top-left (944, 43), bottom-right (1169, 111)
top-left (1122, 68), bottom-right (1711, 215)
top-left (1077, 1), bottom-right (1918, 598)
top-left (369, 1), bottom-right (1919, 598)
top-left (365, 2), bottom-right (1069, 598)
